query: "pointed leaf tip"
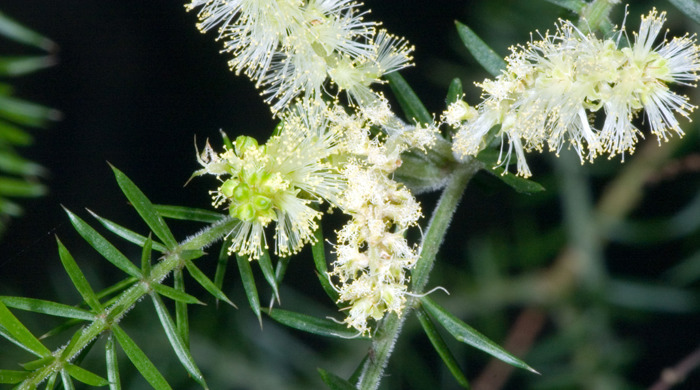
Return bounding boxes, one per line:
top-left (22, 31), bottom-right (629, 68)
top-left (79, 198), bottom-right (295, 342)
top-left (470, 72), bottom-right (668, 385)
top-left (421, 297), bottom-right (538, 374)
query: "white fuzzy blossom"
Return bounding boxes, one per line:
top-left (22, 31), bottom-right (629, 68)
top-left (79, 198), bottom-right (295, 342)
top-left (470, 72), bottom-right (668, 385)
top-left (327, 101), bottom-right (437, 334)
top-left (194, 101), bottom-right (345, 259)
top-left (449, 9), bottom-right (700, 177)
top-left (186, 0), bottom-right (413, 111)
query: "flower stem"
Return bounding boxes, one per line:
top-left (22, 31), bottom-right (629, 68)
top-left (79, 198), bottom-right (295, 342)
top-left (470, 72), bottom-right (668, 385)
top-left (356, 160), bottom-right (480, 390)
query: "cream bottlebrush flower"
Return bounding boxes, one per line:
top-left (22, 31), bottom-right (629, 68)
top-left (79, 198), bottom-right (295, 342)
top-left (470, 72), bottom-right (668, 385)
top-left (187, 0), bottom-right (413, 111)
top-left (327, 103), bottom-right (433, 334)
top-left (600, 9), bottom-right (700, 156)
top-left (195, 102), bottom-right (344, 258)
top-left (331, 162), bottom-right (421, 334)
top-left (450, 9), bottom-right (700, 177)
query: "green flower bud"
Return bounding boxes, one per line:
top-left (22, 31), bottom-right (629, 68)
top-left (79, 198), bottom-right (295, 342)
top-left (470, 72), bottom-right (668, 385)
top-left (220, 179), bottom-right (239, 198)
top-left (252, 195), bottom-right (272, 211)
top-left (233, 203), bottom-right (256, 222)
top-left (232, 183), bottom-right (251, 202)
top-left (234, 135), bottom-right (259, 157)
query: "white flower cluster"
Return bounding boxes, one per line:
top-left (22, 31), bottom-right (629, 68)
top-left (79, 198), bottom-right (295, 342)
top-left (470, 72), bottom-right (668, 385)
top-left (328, 101), bottom-right (437, 334)
top-left (449, 9), bottom-right (700, 177)
top-left (186, 0), bottom-right (414, 111)
top-left (194, 102), bottom-right (345, 259)
top-left (187, 0), bottom-right (436, 333)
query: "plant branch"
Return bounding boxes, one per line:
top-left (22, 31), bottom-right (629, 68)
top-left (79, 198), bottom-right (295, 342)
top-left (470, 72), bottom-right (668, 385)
top-left (649, 344), bottom-right (700, 390)
top-left (356, 160), bottom-right (480, 390)
top-left (18, 217), bottom-right (237, 389)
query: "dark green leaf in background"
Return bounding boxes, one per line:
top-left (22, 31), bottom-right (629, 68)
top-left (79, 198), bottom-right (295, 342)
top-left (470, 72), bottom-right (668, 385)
top-left (264, 308), bottom-right (368, 339)
top-left (236, 254), bottom-right (261, 325)
top-left (416, 307), bottom-right (470, 388)
top-left (318, 368), bottom-right (355, 390)
top-left (112, 325), bottom-right (173, 390)
top-left (455, 21), bottom-right (506, 77)
top-left (421, 297), bottom-right (538, 374)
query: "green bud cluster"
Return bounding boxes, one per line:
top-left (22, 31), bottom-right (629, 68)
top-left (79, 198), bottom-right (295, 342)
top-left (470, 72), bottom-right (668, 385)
top-left (218, 136), bottom-right (279, 224)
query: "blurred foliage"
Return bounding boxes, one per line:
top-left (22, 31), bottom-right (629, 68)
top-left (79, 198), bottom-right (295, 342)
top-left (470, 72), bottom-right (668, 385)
top-left (0, 1), bottom-right (699, 390)
top-left (0, 11), bottom-right (58, 237)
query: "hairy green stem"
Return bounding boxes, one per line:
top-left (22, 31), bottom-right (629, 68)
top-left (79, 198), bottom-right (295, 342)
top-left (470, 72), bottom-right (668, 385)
top-left (18, 218), bottom-right (237, 389)
top-left (579, 0), bottom-right (617, 32)
top-left (356, 160), bottom-right (480, 390)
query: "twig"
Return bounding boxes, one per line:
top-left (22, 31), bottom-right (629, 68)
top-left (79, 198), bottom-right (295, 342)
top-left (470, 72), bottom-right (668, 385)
top-left (649, 345), bottom-right (700, 390)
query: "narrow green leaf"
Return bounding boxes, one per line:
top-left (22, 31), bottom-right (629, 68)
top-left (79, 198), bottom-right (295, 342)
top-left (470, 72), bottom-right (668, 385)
top-left (488, 168), bottom-right (545, 194)
top-left (37, 319), bottom-right (81, 341)
top-left (664, 250), bottom-right (700, 287)
top-left (219, 130), bottom-right (234, 150)
top-left (236, 254), bottom-right (261, 325)
top-left (111, 165), bottom-right (178, 249)
top-left (0, 370), bottom-right (30, 384)
top-left (0, 152), bottom-right (47, 176)
top-left (151, 284), bottom-right (203, 305)
top-left (65, 208), bottom-right (142, 278)
top-left (0, 95), bottom-right (59, 127)
top-left (0, 119), bottom-right (33, 146)
top-left (257, 249), bottom-right (279, 302)
top-left (184, 260), bottom-right (235, 307)
top-left (606, 279), bottom-right (698, 313)
top-left (0, 119), bottom-right (32, 147)
top-left (348, 355), bottom-right (368, 385)
top-left (21, 355), bottom-right (54, 371)
top-left (385, 72), bottom-right (432, 125)
top-left (44, 372), bottom-right (58, 390)
top-left (173, 269), bottom-right (190, 346)
top-left (0, 324), bottom-right (40, 356)
top-left (105, 334), bottom-right (121, 390)
top-left (542, 0), bottom-right (586, 12)
top-left (154, 204), bottom-right (225, 223)
top-left (0, 177), bottom-right (46, 197)
top-left (96, 277), bottom-right (139, 302)
top-left (89, 210), bottom-right (169, 252)
top-left (477, 150), bottom-right (545, 194)
top-left (141, 234), bottom-right (153, 275)
top-left (455, 21), bottom-right (506, 77)
top-left (112, 325), bottom-right (173, 390)
top-left (0, 297), bottom-right (94, 320)
top-left (60, 369), bottom-right (75, 390)
top-left (214, 238), bottom-right (231, 301)
top-left (268, 256), bottom-right (290, 308)
top-left (0, 56), bottom-right (55, 77)
top-left (0, 11), bottom-right (55, 50)
top-left (0, 301), bottom-right (50, 357)
top-left (446, 78), bottom-right (464, 106)
top-left (669, 0), bottom-right (700, 24)
top-left (150, 294), bottom-right (208, 389)
top-left (318, 368), bottom-right (355, 390)
top-left (56, 237), bottom-right (102, 311)
top-left (274, 255), bottom-right (289, 285)
top-left (264, 308), bottom-right (367, 339)
top-left (311, 225), bottom-right (339, 302)
top-left (416, 307), bottom-right (470, 388)
top-left (421, 297), bottom-right (538, 374)
top-left (65, 364), bottom-right (109, 387)
top-left (0, 197), bottom-right (23, 217)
